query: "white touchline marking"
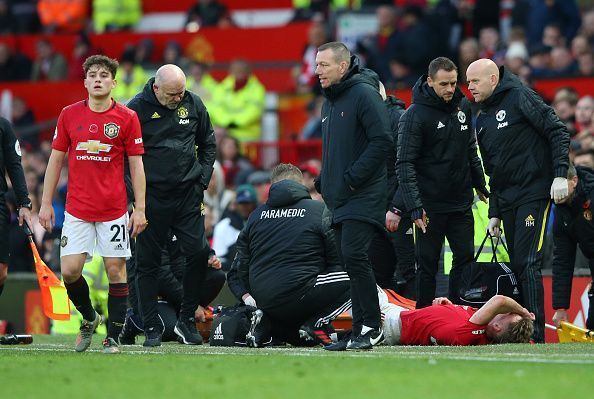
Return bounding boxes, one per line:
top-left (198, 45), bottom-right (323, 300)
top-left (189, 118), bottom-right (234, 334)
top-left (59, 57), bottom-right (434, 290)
top-left (2, 346), bottom-right (594, 364)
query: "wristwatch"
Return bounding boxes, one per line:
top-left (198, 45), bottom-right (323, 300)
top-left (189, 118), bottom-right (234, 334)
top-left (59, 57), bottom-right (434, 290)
top-left (19, 199), bottom-right (33, 210)
top-left (390, 207), bottom-right (403, 216)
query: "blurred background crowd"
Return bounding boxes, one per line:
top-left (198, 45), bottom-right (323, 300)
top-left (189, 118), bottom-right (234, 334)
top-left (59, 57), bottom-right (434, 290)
top-left (1, 0), bottom-right (594, 275)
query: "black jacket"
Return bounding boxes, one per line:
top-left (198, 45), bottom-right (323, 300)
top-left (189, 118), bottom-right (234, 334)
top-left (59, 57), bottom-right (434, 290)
top-left (318, 56), bottom-right (393, 228)
top-left (235, 179), bottom-right (343, 309)
top-left (397, 76), bottom-right (486, 218)
top-left (475, 66), bottom-right (570, 217)
top-left (127, 78), bottom-right (217, 193)
top-left (385, 95), bottom-right (406, 208)
top-left (552, 166), bottom-right (594, 309)
top-left (0, 117), bottom-right (29, 208)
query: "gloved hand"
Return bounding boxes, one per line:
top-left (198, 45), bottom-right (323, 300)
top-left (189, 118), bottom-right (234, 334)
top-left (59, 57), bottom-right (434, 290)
top-left (550, 177), bottom-right (569, 204)
top-left (243, 294), bottom-right (257, 308)
top-left (487, 217), bottom-right (501, 237)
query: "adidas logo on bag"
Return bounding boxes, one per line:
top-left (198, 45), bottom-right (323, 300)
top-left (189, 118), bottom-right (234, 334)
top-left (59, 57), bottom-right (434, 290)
top-left (212, 324), bottom-right (224, 340)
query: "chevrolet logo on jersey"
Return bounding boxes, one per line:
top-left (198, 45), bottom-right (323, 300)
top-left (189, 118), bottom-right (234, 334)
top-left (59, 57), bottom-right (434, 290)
top-left (76, 140), bottom-right (113, 154)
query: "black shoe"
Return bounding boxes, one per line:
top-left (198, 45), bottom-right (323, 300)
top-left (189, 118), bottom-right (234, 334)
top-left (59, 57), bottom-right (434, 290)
top-left (323, 332), bottom-right (351, 351)
top-left (143, 326), bottom-right (163, 347)
top-left (174, 317), bottom-right (203, 345)
top-left (346, 327), bottom-right (384, 350)
top-left (118, 312), bottom-right (139, 345)
top-left (246, 309), bottom-right (272, 348)
top-left (300, 323), bottom-right (337, 347)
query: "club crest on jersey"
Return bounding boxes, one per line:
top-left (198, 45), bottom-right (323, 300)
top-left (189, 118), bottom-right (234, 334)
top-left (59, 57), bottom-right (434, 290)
top-left (457, 110), bottom-right (466, 123)
top-left (177, 106), bottom-right (189, 119)
top-left (496, 110), bottom-right (508, 129)
top-left (104, 122), bottom-right (120, 139)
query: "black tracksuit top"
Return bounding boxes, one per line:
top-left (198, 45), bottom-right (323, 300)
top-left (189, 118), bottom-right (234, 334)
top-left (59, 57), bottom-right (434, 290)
top-left (235, 179), bottom-right (342, 309)
top-left (127, 78), bottom-right (217, 193)
top-left (397, 76), bottom-right (486, 219)
top-left (318, 56), bottom-right (393, 228)
top-left (475, 66), bottom-right (570, 217)
top-left (0, 117), bottom-right (29, 206)
top-left (552, 166), bottom-right (594, 309)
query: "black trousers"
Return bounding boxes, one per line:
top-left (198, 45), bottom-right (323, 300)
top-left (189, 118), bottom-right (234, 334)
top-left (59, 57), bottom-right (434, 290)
top-left (415, 209), bottom-right (474, 308)
top-left (263, 271), bottom-right (351, 330)
top-left (136, 185), bottom-right (210, 331)
top-left (501, 199), bottom-right (550, 343)
top-left (334, 220), bottom-right (381, 333)
top-left (368, 216), bottom-right (416, 296)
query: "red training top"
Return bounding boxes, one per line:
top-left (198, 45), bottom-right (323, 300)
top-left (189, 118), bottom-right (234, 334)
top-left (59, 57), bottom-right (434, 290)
top-left (52, 100), bottom-right (144, 222)
top-left (399, 304), bottom-right (492, 346)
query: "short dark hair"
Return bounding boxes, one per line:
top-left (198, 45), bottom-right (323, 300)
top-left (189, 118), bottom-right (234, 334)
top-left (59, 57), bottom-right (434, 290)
top-left (318, 41), bottom-right (351, 64)
top-left (83, 55), bottom-right (119, 79)
top-left (271, 163), bottom-right (303, 184)
top-left (428, 57), bottom-right (457, 79)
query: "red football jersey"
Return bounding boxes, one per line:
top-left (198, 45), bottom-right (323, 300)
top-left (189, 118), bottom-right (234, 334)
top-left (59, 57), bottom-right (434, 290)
top-left (399, 305), bottom-right (492, 346)
top-left (52, 100), bottom-right (144, 222)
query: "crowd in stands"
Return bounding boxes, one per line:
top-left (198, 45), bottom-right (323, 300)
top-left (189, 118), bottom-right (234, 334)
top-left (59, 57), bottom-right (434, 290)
top-left (2, 0), bottom-right (594, 280)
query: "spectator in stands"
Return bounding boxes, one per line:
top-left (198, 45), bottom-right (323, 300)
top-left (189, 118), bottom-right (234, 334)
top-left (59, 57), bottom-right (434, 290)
top-left (133, 38), bottom-right (154, 69)
top-left (212, 184), bottom-right (258, 271)
top-left (299, 160), bottom-right (321, 201)
top-left (11, 97), bottom-right (38, 150)
top-left (186, 61), bottom-right (218, 105)
top-left (528, 43), bottom-right (552, 79)
top-left (247, 170), bottom-right (271, 204)
top-left (457, 38), bottom-right (479, 84)
top-left (581, 10), bottom-right (594, 47)
top-left (542, 24), bottom-right (565, 48)
top-left (0, 0), bottom-right (15, 34)
top-left (67, 34), bottom-right (96, 81)
top-left (30, 39), bottom-right (67, 81)
top-left (571, 35), bottom-right (592, 59)
top-left (575, 96), bottom-right (594, 134)
top-left (525, 0), bottom-right (580, 47)
top-left (203, 161), bottom-right (234, 225)
top-left (295, 22), bottom-right (328, 94)
top-left (504, 42), bottom-right (530, 82)
top-left (552, 87), bottom-right (578, 135)
top-left (111, 48), bottom-right (148, 103)
top-left (0, 44), bottom-right (32, 82)
top-left (216, 135), bottom-right (255, 188)
top-left (389, 6), bottom-right (440, 87)
top-left (356, 5), bottom-right (398, 86)
top-left (478, 27), bottom-right (504, 64)
top-left (209, 60), bottom-right (266, 143)
top-left (549, 47), bottom-right (576, 76)
top-left (573, 148), bottom-right (594, 168)
top-left (299, 96), bottom-right (323, 140)
top-left (37, 0), bottom-right (89, 33)
top-left (93, 0), bottom-right (141, 33)
top-left (11, 0), bottom-right (42, 33)
top-left (163, 41), bottom-right (190, 72)
top-left (576, 52), bottom-right (594, 78)
top-left (185, 0), bottom-right (230, 30)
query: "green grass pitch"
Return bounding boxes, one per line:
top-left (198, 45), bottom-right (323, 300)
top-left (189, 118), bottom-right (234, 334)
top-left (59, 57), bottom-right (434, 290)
top-left (2, 335), bottom-right (594, 399)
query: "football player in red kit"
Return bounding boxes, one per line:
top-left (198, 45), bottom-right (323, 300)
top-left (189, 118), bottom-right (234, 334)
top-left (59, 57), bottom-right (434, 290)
top-left (39, 55), bottom-right (147, 354)
top-left (379, 291), bottom-right (535, 346)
